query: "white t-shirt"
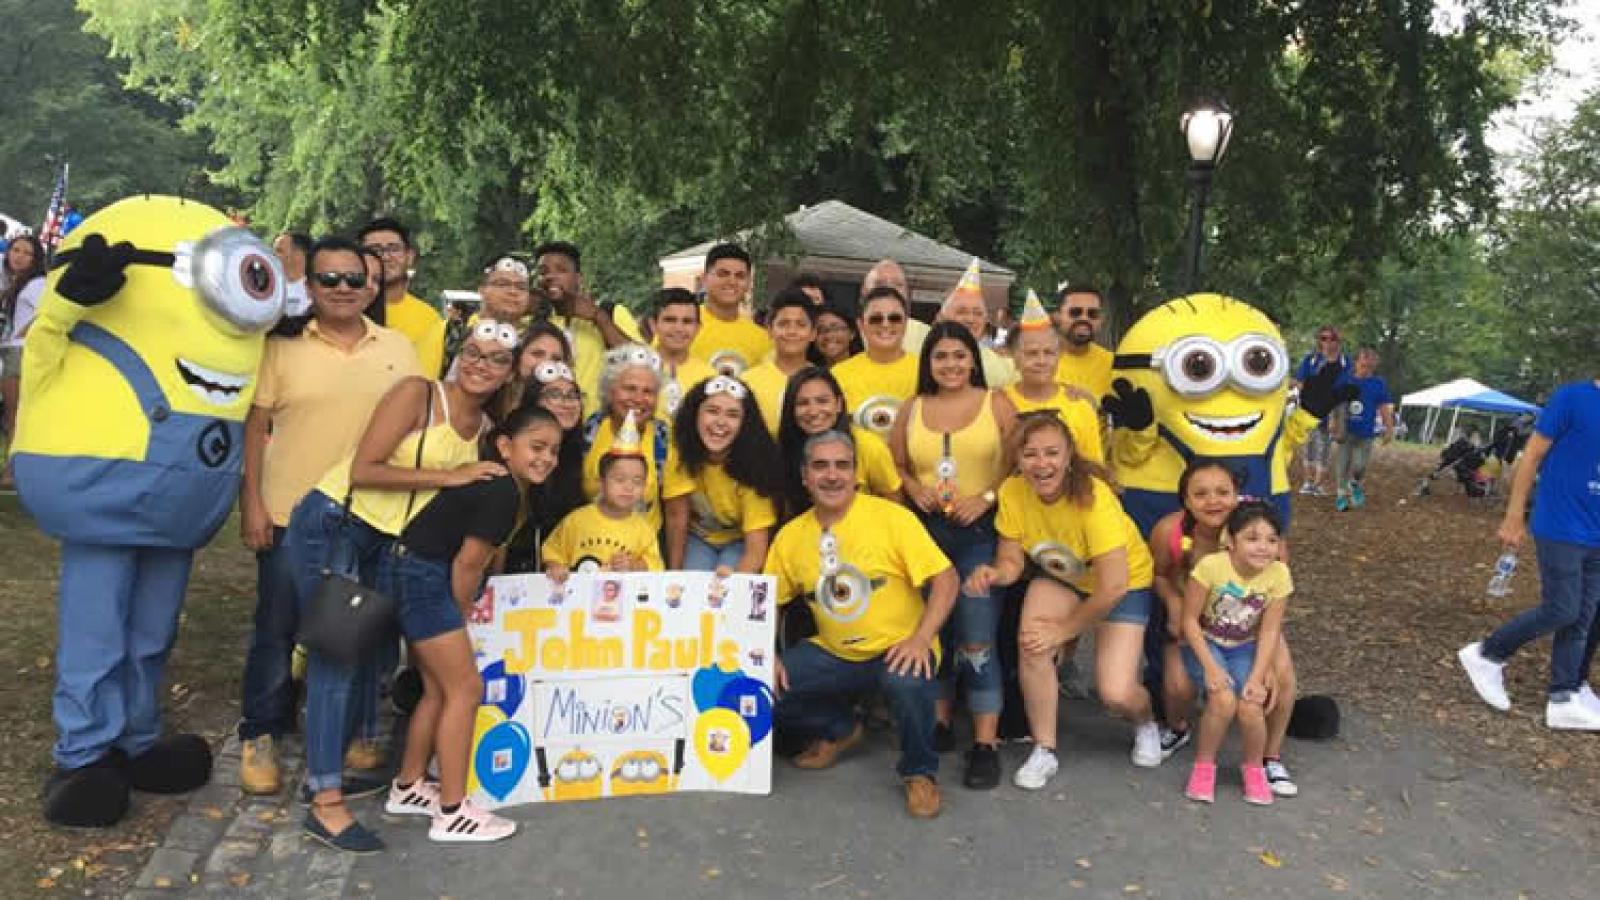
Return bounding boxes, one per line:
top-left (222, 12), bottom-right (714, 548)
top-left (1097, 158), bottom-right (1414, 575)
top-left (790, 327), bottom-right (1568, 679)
top-left (2, 277), bottom-right (44, 348)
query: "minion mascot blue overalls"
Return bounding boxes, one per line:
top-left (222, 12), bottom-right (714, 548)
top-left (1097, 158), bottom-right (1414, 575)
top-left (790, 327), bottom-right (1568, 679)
top-left (12, 197), bottom-right (285, 827)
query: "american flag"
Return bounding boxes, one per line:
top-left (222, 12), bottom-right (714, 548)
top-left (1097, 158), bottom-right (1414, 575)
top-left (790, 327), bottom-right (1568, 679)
top-left (38, 162), bottom-right (70, 254)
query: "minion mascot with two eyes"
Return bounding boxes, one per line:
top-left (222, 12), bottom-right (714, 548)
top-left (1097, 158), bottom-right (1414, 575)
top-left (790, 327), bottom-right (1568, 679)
top-left (1101, 293), bottom-right (1355, 536)
top-left (11, 197), bottom-right (285, 827)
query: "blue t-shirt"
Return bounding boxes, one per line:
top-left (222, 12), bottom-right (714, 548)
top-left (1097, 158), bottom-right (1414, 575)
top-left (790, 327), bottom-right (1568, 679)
top-left (1341, 375), bottom-right (1392, 438)
top-left (1530, 381), bottom-right (1600, 548)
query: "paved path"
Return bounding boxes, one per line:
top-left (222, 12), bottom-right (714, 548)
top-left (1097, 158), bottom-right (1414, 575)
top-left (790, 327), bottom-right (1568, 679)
top-left (125, 702), bottom-right (1600, 899)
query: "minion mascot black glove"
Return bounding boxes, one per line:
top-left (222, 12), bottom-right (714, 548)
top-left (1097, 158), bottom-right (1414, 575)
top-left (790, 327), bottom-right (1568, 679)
top-left (11, 198), bottom-right (285, 827)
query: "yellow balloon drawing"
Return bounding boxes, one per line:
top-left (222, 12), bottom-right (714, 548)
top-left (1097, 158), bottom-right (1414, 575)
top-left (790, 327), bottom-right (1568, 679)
top-left (467, 705), bottom-right (506, 796)
top-left (693, 708), bottom-right (751, 782)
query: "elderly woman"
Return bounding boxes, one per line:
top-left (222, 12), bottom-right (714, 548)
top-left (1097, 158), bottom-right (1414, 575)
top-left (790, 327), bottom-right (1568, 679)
top-left (581, 343), bottom-right (677, 531)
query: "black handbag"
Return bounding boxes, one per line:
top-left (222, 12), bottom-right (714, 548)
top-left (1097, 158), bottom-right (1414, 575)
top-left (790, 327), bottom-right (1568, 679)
top-left (300, 385), bottom-right (433, 666)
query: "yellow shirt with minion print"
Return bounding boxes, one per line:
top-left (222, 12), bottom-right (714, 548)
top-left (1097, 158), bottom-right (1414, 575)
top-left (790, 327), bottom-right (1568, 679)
top-left (663, 460), bottom-right (778, 547)
top-left (994, 475), bottom-right (1153, 595)
top-left (689, 311), bottom-right (771, 375)
top-left (541, 503), bottom-right (664, 571)
top-left (831, 351), bottom-right (919, 416)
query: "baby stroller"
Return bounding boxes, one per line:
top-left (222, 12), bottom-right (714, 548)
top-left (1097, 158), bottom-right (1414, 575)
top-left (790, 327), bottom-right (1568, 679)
top-left (1414, 437), bottom-right (1493, 498)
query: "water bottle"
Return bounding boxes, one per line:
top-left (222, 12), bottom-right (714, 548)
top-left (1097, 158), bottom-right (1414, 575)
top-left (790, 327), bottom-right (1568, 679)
top-left (1487, 551), bottom-right (1517, 598)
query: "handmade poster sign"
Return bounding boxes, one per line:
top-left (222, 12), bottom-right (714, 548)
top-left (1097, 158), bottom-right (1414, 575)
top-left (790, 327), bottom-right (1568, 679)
top-left (465, 572), bottom-right (776, 807)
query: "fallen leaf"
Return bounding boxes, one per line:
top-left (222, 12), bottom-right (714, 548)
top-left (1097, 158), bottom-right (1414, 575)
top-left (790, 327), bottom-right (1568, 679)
top-left (1075, 858), bottom-right (1092, 869)
top-left (704, 867), bottom-right (721, 879)
top-left (1123, 885), bottom-right (1143, 894)
top-left (35, 878), bottom-right (55, 889)
top-left (202, 806), bottom-right (225, 820)
top-left (1260, 850), bottom-right (1283, 868)
top-left (231, 873), bottom-right (252, 887)
top-left (154, 877), bottom-right (173, 888)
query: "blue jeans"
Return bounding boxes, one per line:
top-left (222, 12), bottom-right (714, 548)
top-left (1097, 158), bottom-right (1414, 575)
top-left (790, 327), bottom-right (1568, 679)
top-left (920, 511), bottom-right (1002, 716)
top-left (283, 491), bottom-right (392, 792)
top-left (53, 544), bottom-right (192, 769)
top-left (1483, 538), bottom-right (1600, 698)
top-left (776, 640), bottom-right (940, 778)
top-left (239, 527), bottom-right (297, 741)
top-left (684, 533), bottom-right (744, 572)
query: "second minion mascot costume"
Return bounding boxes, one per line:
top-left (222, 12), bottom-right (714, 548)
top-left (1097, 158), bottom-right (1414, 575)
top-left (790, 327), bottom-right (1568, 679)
top-left (12, 197), bottom-right (286, 827)
top-left (1101, 293), bottom-right (1354, 535)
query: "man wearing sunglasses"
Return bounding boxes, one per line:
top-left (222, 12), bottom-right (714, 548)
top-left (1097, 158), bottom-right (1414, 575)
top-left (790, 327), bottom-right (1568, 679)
top-left (1054, 284), bottom-right (1113, 404)
top-left (1292, 326), bottom-right (1349, 496)
top-left (357, 217), bottom-right (444, 378)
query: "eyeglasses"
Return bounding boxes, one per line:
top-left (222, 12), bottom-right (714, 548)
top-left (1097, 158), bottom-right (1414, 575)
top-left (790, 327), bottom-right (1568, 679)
top-left (460, 344), bottom-right (514, 368)
top-left (816, 323), bottom-right (852, 337)
top-left (1064, 307), bottom-right (1102, 320)
top-left (864, 312), bottom-right (906, 326)
top-left (542, 389), bottom-right (582, 403)
top-left (362, 242), bottom-right (407, 258)
top-left (312, 271), bottom-right (368, 289)
top-left (484, 279), bottom-right (529, 292)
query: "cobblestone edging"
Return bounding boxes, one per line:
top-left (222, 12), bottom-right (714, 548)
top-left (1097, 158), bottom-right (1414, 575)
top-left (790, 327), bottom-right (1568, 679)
top-left (124, 734), bottom-right (360, 899)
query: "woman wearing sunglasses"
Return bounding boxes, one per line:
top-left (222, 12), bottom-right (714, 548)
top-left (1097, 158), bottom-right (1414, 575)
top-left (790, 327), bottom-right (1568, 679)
top-left (285, 319), bottom-right (517, 852)
top-left (663, 375), bottom-right (783, 573)
top-left (888, 321), bottom-right (1017, 790)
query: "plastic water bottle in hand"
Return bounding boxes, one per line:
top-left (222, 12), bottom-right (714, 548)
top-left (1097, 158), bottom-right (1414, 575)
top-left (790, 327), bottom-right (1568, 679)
top-left (1487, 551), bottom-right (1517, 598)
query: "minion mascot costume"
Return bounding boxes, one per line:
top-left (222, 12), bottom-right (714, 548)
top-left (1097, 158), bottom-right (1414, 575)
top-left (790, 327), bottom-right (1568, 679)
top-left (1101, 293), bottom-right (1354, 535)
top-left (12, 197), bottom-right (285, 827)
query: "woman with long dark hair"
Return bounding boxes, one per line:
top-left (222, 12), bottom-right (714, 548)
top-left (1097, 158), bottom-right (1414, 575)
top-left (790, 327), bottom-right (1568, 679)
top-left (776, 366), bottom-right (902, 522)
top-left (502, 361), bottom-right (588, 573)
top-left (1, 233), bottom-right (46, 485)
top-left (664, 375), bottom-right (782, 572)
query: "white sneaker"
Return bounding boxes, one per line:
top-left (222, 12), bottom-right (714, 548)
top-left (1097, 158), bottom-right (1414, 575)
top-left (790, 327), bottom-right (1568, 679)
top-left (385, 778), bottom-right (440, 817)
top-left (1578, 683), bottom-right (1600, 714)
top-left (429, 798), bottom-right (517, 843)
top-left (1458, 642), bottom-right (1510, 711)
top-left (1013, 745), bottom-right (1059, 791)
top-left (1546, 697), bottom-right (1600, 731)
top-left (1264, 759), bottom-right (1299, 797)
top-left (1130, 721), bottom-right (1163, 768)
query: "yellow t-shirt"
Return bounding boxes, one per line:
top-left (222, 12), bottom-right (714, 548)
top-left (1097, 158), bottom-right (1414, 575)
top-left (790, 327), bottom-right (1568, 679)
top-left (581, 415), bottom-right (677, 531)
top-left (385, 293), bottom-right (445, 378)
top-left (254, 319), bottom-right (420, 526)
top-left (689, 311), bottom-right (771, 375)
top-left (1054, 343), bottom-right (1113, 404)
top-left (741, 360), bottom-right (797, 437)
top-left (542, 503), bottom-right (664, 571)
top-left (764, 495), bottom-right (951, 662)
top-left (831, 351), bottom-right (919, 421)
top-left (550, 306), bottom-right (642, 418)
top-left (1003, 383), bottom-right (1105, 464)
top-left (663, 460), bottom-right (778, 547)
top-left (852, 427), bottom-right (903, 497)
top-left (658, 355), bottom-right (717, 422)
top-left (994, 475), bottom-right (1154, 595)
top-left (1190, 552), bottom-right (1292, 648)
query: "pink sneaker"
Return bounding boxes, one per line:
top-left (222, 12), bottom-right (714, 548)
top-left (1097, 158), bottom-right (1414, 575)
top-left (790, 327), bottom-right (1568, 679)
top-left (1185, 761), bottom-right (1216, 803)
top-left (384, 778), bottom-right (440, 817)
top-left (429, 798), bottom-right (518, 843)
top-left (1241, 764), bottom-right (1273, 805)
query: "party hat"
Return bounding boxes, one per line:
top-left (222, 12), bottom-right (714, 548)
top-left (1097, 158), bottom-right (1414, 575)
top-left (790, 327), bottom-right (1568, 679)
top-left (1018, 289), bottom-right (1051, 331)
top-left (948, 257), bottom-right (983, 302)
top-left (607, 410), bottom-right (645, 458)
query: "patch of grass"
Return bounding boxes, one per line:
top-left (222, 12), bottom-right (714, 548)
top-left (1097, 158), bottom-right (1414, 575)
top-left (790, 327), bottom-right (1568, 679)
top-left (0, 495), bottom-right (256, 897)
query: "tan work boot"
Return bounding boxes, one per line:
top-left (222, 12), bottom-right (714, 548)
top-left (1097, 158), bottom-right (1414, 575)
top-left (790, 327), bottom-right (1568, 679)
top-left (903, 775), bottom-right (941, 819)
top-left (240, 735), bottom-right (281, 795)
top-left (344, 739), bottom-right (386, 771)
top-left (792, 723), bottom-right (864, 770)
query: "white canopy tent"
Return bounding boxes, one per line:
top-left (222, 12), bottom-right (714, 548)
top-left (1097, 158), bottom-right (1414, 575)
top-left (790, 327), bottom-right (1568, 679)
top-left (1399, 378), bottom-right (1529, 444)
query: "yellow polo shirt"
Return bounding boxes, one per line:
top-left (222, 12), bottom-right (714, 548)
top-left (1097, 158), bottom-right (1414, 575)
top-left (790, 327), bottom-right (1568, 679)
top-left (1054, 343), bottom-right (1113, 404)
top-left (385, 292), bottom-right (445, 378)
top-left (254, 319), bottom-right (421, 526)
top-left (689, 310), bottom-right (771, 375)
top-left (550, 306), bottom-right (643, 418)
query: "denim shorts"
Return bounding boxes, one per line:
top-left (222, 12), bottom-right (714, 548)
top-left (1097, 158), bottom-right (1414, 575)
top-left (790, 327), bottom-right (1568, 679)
top-left (1181, 639), bottom-right (1258, 699)
top-left (1105, 586), bottom-right (1154, 626)
top-left (380, 546), bottom-right (466, 643)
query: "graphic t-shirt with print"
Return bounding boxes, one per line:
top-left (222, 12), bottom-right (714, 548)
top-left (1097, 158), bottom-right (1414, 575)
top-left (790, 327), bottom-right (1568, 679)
top-left (1189, 551), bottom-right (1293, 648)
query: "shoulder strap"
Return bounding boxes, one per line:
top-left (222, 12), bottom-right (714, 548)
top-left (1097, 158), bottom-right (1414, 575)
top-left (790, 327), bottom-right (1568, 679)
top-left (403, 383), bottom-right (435, 523)
top-left (583, 410), bottom-right (604, 447)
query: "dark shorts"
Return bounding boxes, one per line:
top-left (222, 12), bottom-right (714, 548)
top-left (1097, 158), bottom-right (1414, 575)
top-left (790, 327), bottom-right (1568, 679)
top-left (1106, 587), bottom-right (1155, 626)
top-left (380, 545), bottom-right (466, 643)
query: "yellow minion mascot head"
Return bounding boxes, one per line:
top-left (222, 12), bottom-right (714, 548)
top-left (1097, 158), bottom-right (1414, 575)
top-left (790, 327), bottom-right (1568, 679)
top-left (12, 196), bottom-right (285, 828)
top-left (1103, 293), bottom-right (1352, 535)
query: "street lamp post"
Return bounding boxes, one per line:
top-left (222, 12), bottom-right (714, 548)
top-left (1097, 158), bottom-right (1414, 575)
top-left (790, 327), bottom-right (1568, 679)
top-left (1180, 101), bottom-right (1234, 294)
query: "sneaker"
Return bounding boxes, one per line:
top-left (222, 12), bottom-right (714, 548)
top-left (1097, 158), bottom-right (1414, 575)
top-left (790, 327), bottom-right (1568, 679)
top-left (1264, 759), bottom-right (1298, 797)
top-left (298, 774), bottom-right (390, 805)
top-left (1159, 726), bottom-right (1191, 760)
top-left (932, 721), bottom-right (956, 753)
top-left (792, 722), bottom-right (864, 770)
top-left (302, 810), bottom-right (384, 854)
top-left (1457, 642), bottom-right (1510, 711)
top-left (1546, 697), bottom-right (1600, 731)
top-left (344, 739), bottom-right (386, 771)
top-left (1297, 482), bottom-right (1315, 495)
top-left (1241, 764), bottom-right (1273, 805)
top-left (1184, 761), bottom-right (1216, 803)
top-left (1130, 721), bottom-right (1163, 768)
top-left (1334, 495), bottom-right (1350, 512)
top-left (1580, 683), bottom-right (1600, 714)
top-left (1350, 483), bottom-right (1366, 507)
top-left (429, 798), bottom-right (517, 843)
top-left (385, 779), bottom-right (440, 817)
top-left (962, 744), bottom-right (1001, 790)
top-left (1013, 745), bottom-right (1059, 791)
top-left (240, 735), bottom-right (281, 796)
top-left (903, 775), bottom-right (941, 819)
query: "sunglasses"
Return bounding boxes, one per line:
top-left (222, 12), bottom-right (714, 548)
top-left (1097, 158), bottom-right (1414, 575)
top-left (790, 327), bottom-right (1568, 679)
top-left (865, 312), bottom-right (906, 326)
top-left (313, 271), bottom-right (368, 289)
top-left (1065, 307), bottom-right (1102, 320)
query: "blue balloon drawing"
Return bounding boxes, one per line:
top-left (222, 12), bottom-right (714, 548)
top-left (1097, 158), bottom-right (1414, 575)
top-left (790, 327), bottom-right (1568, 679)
top-left (716, 676), bottom-right (775, 745)
top-left (474, 721), bottom-right (532, 801)
top-left (691, 664), bottom-right (741, 711)
top-left (480, 659), bottom-right (525, 719)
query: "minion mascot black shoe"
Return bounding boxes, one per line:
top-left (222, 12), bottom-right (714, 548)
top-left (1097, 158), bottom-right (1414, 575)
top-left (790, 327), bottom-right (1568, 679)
top-left (10, 197), bottom-right (285, 828)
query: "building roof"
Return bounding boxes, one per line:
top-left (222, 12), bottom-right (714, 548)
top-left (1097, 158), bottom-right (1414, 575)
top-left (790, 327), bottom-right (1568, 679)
top-left (660, 200), bottom-right (1014, 278)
